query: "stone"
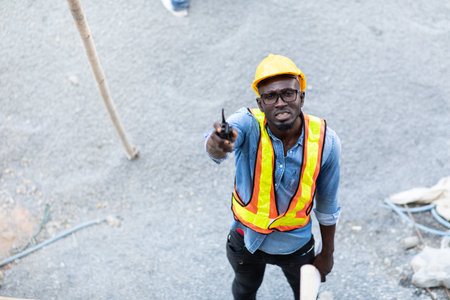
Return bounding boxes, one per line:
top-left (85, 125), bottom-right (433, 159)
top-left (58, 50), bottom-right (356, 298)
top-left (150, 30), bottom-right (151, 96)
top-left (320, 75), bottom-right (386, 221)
top-left (106, 215), bottom-right (121, 227)
top-left (351, 225), bottom-right (362, 231)
top-left (403, 236), bottom-right (420, 249)
top-left (68, 75), bottom-right (79, 86)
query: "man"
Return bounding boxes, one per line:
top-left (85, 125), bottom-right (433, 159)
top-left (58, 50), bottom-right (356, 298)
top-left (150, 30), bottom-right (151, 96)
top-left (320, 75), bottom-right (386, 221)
top-left (205, 54), bottom-right (341, 300)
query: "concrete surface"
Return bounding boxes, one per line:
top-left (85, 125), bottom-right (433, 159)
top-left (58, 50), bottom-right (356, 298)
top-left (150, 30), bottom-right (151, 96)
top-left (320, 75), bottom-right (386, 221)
top-left (0, 0), bottom-right (449, 299)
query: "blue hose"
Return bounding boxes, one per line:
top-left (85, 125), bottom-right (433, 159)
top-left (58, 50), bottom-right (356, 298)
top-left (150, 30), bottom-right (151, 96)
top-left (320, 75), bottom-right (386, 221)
top-left (431, 208), bottom-right (450, 229)
top-left (0, 215), bottom-right (119, 268)
top-left (392, 203), bottom-right (436, 213)
top-left (384, 199), bottom-right (450, 236)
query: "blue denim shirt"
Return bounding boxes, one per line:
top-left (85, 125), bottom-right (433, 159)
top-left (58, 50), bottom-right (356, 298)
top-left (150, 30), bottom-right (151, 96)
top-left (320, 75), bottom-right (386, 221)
top-left (205, 107), bottom-right (341, 255)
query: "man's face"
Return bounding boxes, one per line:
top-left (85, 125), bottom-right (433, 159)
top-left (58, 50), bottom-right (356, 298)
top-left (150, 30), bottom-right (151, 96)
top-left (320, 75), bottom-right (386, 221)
top-left (256, 76), bottom-right (304, 132)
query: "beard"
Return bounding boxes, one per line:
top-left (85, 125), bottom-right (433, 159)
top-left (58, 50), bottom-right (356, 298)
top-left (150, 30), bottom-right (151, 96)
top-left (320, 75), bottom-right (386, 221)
top-left (274, 120), bottom-right (296, 131)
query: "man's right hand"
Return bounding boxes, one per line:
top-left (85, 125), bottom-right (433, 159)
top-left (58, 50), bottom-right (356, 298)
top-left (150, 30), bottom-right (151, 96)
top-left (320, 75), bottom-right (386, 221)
top-left (206, 122), bottom-right (238, 159)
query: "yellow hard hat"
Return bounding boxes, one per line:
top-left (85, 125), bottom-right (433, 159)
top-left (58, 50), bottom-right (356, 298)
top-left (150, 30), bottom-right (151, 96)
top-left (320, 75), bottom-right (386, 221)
top-left (252, 54), bottom-right (306, 96)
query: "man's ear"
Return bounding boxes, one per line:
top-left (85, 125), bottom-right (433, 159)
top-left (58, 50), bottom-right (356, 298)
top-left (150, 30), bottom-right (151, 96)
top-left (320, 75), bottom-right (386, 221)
top-left (256, 98), bottom-right (264, 112)
top-left (299, 92), bottom-right (305, 107)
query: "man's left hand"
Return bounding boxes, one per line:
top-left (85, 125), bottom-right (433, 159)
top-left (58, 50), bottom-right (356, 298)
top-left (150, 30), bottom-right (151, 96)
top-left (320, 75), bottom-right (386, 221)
top-left (312, 251), bottom-right (334, 282)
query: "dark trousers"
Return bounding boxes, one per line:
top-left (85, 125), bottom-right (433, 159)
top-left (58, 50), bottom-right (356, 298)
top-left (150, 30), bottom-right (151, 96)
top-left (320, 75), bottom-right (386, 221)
top-left (226, 230), bottom-right (315, 300)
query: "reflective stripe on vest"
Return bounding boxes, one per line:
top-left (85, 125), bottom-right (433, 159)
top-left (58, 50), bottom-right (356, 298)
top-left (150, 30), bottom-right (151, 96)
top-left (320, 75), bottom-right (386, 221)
top-left (231, 108), bottom-right (326, 234)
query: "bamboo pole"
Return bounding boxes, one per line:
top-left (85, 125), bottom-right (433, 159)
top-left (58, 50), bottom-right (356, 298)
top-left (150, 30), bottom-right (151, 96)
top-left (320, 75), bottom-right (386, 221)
top-left (67, 0), bottom-right (138, 160)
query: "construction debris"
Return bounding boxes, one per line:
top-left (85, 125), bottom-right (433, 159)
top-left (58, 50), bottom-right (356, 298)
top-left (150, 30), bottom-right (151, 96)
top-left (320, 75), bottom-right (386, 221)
top-left (389, 177), bottom-right (450, 221)
top-left (411, 240), bottom-right (450, 288)
top-left (387, 178), bottom-right (450, 293)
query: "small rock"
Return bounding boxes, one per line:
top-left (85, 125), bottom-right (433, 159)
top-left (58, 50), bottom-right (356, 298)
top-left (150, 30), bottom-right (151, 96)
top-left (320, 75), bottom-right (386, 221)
top-left (68, 75), bottom-right (79, 86)
top-left (106, 215), bottom-right (121, 227)
top-left (351, 225), bottom-right (362, 231)
top-left (403, 236), bottom-right (420, 249)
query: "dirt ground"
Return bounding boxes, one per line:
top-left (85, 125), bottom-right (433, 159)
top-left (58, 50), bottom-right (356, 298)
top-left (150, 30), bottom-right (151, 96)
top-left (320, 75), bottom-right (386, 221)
top-left (1, 0), bottom-right (449, 299)
top-left (0, 191), bottom-right (35, 259)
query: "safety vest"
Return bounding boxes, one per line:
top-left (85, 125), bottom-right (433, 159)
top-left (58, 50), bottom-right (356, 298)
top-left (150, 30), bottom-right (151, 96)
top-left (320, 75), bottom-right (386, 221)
top-left (231, 108), bottom-right (326, 234)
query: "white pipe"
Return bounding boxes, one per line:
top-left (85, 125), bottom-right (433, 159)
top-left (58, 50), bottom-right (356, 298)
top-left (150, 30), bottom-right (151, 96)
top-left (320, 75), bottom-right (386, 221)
top-left (300, 264), bottom-right (321, 300)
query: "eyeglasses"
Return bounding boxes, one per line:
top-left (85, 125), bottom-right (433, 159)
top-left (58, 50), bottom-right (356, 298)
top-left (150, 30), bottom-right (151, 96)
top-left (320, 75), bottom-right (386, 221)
top-left (259, 89), bottom-right (301, 105)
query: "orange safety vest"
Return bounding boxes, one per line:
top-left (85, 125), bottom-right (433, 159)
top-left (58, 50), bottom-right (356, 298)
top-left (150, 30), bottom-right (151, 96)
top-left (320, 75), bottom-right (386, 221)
top-left (231, 108), bottom-right (326, 234)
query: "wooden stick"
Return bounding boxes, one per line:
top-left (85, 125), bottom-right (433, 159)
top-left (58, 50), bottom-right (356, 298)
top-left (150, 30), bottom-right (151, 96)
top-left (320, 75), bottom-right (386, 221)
top-left (67, 0), bottom-right (138, 160)
top-left (403, 204), bottom-right (425, 247)
top-left (425, 287), bottom-right (436, 300)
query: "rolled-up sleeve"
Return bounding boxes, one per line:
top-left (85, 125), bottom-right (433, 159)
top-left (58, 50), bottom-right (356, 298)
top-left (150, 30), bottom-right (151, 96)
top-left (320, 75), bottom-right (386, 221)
top-left (314, 128), bottom-right (341, 225)
top-left (314, 207), bottom-right (341, 225)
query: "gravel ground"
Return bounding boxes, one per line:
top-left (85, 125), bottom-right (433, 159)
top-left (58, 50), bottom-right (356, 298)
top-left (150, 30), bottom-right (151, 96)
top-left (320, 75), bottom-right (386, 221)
top-left (1, 0), bottom-right (449, 299)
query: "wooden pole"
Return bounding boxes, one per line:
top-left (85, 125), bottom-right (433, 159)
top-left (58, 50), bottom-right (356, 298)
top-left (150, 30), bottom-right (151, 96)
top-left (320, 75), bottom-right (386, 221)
top-left (67, 0), bottom-right (138, 160)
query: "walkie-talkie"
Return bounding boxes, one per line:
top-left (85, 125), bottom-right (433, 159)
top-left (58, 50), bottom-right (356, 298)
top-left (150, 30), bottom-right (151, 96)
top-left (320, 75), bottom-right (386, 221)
top-left (218, 108), bottom-right (234, 141)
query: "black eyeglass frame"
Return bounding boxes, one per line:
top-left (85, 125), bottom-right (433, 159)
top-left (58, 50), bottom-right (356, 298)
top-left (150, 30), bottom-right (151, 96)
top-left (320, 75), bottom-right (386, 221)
top-left (259, 89), bottom-right (303, 105)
